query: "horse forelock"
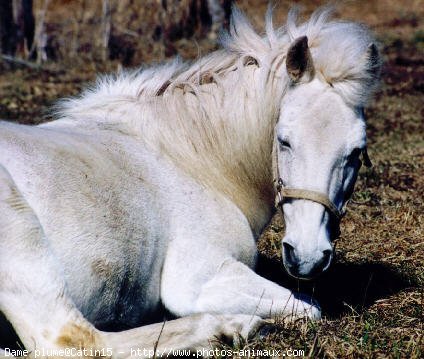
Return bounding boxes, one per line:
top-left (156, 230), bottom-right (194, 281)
top-left (54, 6), bottom-right (380, 233)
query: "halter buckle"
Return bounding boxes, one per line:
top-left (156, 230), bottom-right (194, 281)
top-left (275, 178), bottom-right (284, 207)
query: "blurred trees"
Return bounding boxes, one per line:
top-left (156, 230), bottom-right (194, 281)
top-left (1, 0), bottom-right (232, 65)
top-left (0, 0), bottom-right (35, 57)
top-left (151, 0), bottom-right (232, 57)
top-left (0, 0), bottom-right (17, 55)
top-left (157, 0), bottom-right (231, 41)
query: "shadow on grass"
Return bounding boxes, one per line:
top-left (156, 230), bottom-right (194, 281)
top-left (256, 254), bottom-right (415, 319)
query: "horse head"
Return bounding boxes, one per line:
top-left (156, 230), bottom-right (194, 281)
top-left (274, 34), bottom-right (380, 280)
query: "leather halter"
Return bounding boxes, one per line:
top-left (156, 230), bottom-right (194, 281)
top-left (273, 142), bottom-right (372, 221)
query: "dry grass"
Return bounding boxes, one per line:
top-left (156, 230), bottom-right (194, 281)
top-left (0, 0), bottom-right (422, 357)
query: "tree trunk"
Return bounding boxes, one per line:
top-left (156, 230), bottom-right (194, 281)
top-left (0, 0), bottom-right (35, 57)
top-left (20, 0), bottom-right (35, 53)
top-left (0, 0), bottom-right (17, 55)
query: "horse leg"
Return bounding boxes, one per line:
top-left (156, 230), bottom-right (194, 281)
top-left (103, 313), bottom-right (265, 358)
top-left (193, 259), bottom-right (321, 319)
top-left (165, 257), bottom-right (320, 320)
top-left (0, 164), bottom-right (106, 353)
top-left (161, 223), bottom-right (321, 320)
top-left (0, 165), bottom-right (265, 357)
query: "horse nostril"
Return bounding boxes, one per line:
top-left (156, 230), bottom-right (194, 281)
top-left (283, 242), bottom-right (297, 264)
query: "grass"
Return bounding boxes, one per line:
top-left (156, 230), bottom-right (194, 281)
top-left (0, 0), bottom-right (422, 357)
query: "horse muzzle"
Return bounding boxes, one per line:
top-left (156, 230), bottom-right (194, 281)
top-left (282, 239), bottom-right (333, 280)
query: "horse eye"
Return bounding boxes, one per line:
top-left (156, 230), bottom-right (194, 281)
top-left (278, 138), bottom-right (291, 149)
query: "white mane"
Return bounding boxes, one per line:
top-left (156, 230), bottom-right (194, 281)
top-left (55, 7), bottom-right (380, 233)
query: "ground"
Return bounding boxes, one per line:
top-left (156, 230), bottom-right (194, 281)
top-left (0, 0), bottom-right (422, 358)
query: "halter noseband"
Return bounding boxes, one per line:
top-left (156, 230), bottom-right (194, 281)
top-left (275, 178), bottom-right (344, 220)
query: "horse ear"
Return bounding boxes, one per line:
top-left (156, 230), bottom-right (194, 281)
top-left (286, 36), bottom-right (314, 83)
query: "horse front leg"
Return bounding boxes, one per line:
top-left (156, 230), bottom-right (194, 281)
top-left (160, 226), bottom-right (321, 322)
top-left (194, 259), bottom-right (321, 320)
top-left (164, 258), bottom-right (320, 321)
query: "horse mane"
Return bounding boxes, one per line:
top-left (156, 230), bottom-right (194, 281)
top-left (55, 6), bottom-right (381, 234)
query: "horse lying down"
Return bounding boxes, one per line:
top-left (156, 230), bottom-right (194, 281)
top-left (0, 6), bottom-right (380, 358)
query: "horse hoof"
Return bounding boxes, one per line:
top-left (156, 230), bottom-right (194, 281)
top-left (255, 321), bottom-right (278, 340)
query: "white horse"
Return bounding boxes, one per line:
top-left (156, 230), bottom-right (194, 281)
top-left (0, 7), bottom-right (380, 358)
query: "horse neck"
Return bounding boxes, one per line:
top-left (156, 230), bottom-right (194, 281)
top-left (156, 64), bottom-right (284, 236)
